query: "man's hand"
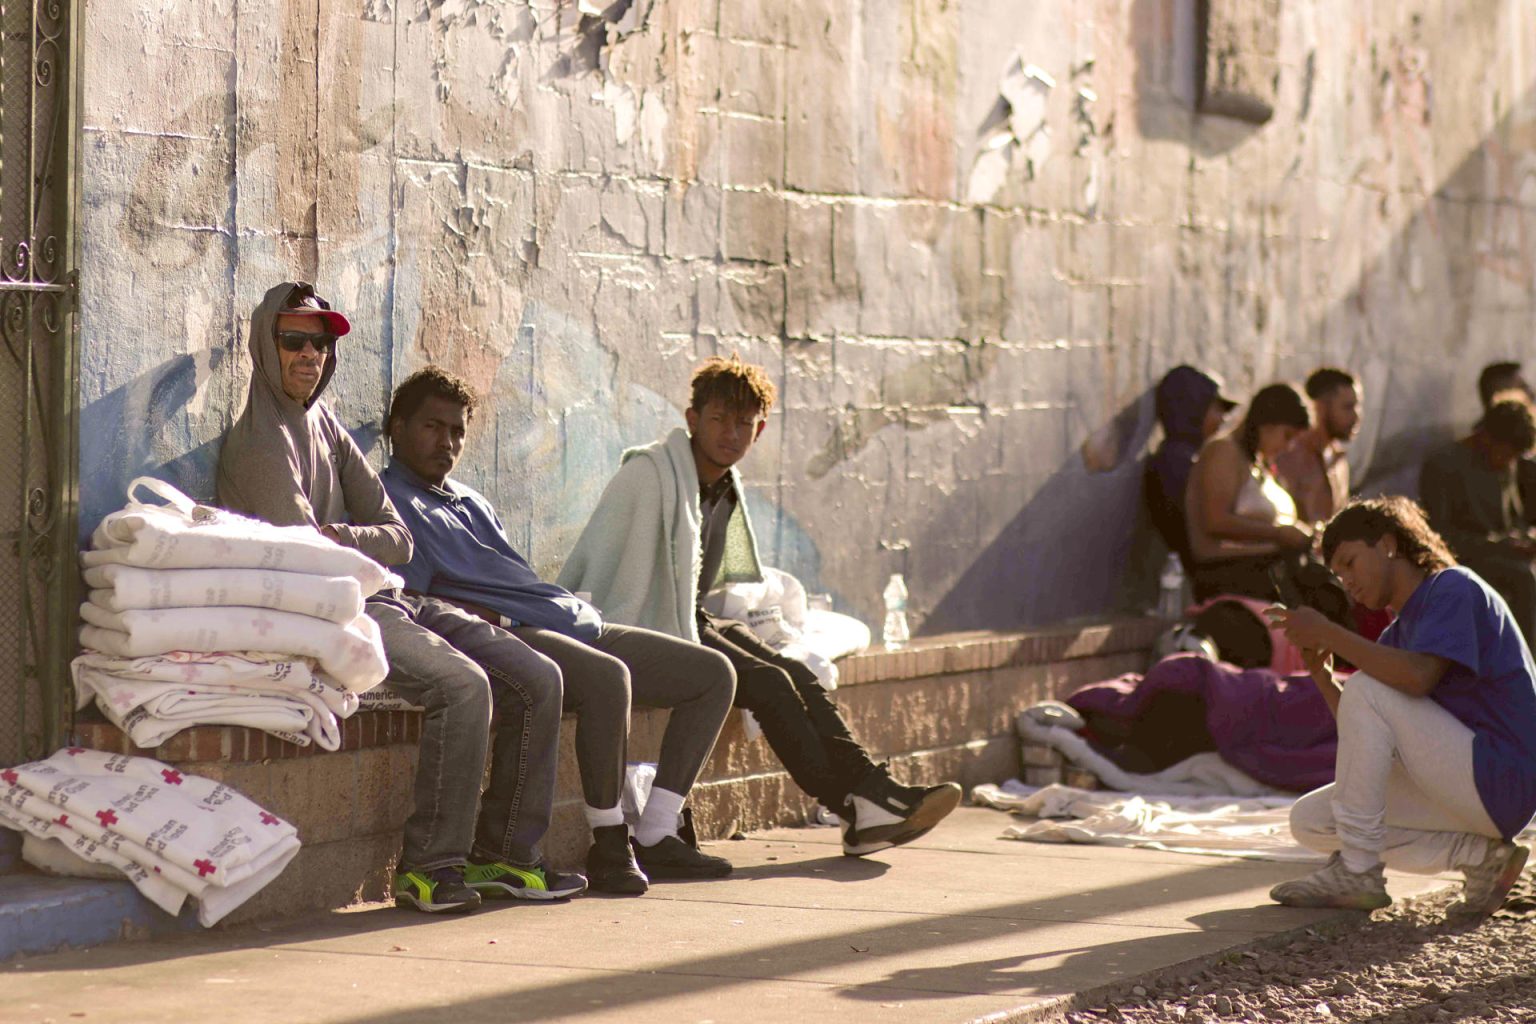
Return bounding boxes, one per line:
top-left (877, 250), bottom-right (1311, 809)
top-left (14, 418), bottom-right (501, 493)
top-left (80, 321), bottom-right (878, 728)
top-left (1274, 522), bottom-right (1314, 551)
top-left (1300, 646), bottom-right (1333, 678)
top-left (1264, 604), bottom-right (1336, 651)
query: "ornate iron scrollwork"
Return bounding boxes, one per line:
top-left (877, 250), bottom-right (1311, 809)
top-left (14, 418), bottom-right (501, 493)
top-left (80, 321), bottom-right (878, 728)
top-left (0, 0), bottom-right (78, 765)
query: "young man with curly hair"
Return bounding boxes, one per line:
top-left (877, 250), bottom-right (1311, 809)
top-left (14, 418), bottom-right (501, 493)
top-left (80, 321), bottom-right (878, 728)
top-left (560, 355), bottom-right (961, 856)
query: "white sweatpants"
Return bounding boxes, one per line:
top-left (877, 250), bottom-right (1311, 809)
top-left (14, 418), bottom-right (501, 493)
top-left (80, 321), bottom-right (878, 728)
top-left (1290, 672), bottom-right (1501, 874)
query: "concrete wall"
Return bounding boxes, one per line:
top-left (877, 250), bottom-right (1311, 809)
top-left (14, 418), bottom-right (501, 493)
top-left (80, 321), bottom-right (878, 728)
top-left (78, 1), bottom-right (1536, 632)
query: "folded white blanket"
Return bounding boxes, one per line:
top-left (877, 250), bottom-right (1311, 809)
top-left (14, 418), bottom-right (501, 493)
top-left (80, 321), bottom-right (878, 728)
top-left (78, 603), bottom-right (388, 693)
top-left (0, 748), bottom-right (300, 926)
top-left (83, 564), bottom-right (365, 625)
top-left (85, 499), bottom-right (398, 596)
top-left (72, 651), bottom-right (357, 750)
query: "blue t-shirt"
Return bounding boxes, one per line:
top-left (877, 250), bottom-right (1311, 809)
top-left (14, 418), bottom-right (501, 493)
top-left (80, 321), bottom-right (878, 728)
top-left (1379, 567), bottom-right (1536, 839)
top-left (381, 461), bottom-right (602, 642)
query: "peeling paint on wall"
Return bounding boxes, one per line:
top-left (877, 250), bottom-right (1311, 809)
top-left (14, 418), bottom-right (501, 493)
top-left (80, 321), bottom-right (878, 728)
top-left (77, 0), bottom-right (1536, 631)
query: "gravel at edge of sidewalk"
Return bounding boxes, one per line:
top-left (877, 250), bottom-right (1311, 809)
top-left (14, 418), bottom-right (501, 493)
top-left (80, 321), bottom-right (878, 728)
top-left (1030, 868), bottom-right (1536, 1024)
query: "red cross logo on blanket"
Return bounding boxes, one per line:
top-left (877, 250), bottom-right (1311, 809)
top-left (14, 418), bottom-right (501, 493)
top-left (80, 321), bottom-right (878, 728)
top-left (259, 812), bottom-right (280, 826)
top-left (0, 770), bottom-right (17, 786)
top-left (194, 859), bottom-right (217, 878)
top-left (53, 815), bottom-right (67, 827)
top-left (161, 769), bottom-right (183, 785)
top-left (65, 748), bottom-right (85, 755)
top-left (250, 616), bottom-right (276, 637)
top-left (95, 809), bottom-right (118, 827)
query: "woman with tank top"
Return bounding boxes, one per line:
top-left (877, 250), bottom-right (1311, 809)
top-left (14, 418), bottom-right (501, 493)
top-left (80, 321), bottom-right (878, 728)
top-left (1184, 383), bottom-right (1317, 601)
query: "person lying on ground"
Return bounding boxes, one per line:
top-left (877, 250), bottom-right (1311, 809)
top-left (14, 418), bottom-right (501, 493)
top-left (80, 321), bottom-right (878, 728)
top-left (1184, 382), bottom-right (1316, 601)
top-left (1419, 397), bottom-right (1536, 644)
top-left (380, 366), bottom-right (738, 894)
top-left (1145, 365), bottom-right (1239, 568)
top-left (1274, 367), bottom-right (1362, 526)
top-left (1266, 497), bottom-right (1536, 919)
top-left (557, 354), bottom-right (961, 856)
top-left (216, 282), bottom-right (581, 914)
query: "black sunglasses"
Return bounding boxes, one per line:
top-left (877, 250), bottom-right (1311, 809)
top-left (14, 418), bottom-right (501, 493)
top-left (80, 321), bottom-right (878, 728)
top-left (276, 331), bottom-right (337, 355)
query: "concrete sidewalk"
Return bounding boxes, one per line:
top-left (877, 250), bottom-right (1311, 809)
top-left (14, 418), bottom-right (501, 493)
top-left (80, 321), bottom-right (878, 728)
top-left (6, 806), bottom-right (1448, 1024)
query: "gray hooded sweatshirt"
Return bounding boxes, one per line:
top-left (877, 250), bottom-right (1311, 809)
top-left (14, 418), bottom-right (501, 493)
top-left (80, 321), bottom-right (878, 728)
top-left (215, 281), bottom-right (412, 568)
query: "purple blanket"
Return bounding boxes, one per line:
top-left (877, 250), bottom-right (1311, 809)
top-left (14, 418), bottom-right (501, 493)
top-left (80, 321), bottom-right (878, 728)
top-left (1066, 653), bottom-right (1337, 792)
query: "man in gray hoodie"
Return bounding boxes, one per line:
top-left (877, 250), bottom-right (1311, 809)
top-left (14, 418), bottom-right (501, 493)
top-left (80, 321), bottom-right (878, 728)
top-left (217, 281), bottom-right (583, 913)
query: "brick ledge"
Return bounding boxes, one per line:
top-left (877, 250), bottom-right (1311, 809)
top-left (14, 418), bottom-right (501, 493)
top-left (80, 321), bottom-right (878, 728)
top-left (70, 617), bottom-right (1161, 765)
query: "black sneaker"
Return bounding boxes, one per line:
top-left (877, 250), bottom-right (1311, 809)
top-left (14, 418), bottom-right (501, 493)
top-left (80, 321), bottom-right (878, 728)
top-left (394, 865), bottom-right (483, 913)
top-left (586, 824), bottom-right (649, 895)
top-left (843, 770), bottom-right (961, 857)
top-left (633, 835), bottom-right (734, 880)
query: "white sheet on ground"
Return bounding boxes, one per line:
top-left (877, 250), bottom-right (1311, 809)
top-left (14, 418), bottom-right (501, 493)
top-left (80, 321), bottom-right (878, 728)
top-left (1016, 714), bottom-right (1281, 798)
top-left (0, 748), bottom-right (300, 926)
top-left (973, 779), bottom-right (1324, 862)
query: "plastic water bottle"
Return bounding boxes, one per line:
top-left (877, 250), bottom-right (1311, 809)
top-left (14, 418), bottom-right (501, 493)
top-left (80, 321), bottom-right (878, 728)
top-left (1157, 554), bottom-right (1185, 620)
top-left (882, 574), bottom-right (910, 648)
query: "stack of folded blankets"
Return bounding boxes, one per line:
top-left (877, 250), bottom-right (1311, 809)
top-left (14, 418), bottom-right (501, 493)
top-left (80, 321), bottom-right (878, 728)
top-left (72, 478), bottom-right (398, 751)
top-left (0, 747), bottom-right (301, 926)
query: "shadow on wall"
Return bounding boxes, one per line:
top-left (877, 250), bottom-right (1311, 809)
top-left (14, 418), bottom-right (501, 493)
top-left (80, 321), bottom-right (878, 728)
top-left (924, 393), bottom-right (1154, 633)
top-left (927, 21), bottom-right (1536, 634)
top-left (78, 347), bottom-right (383, 535)
top-left (78, 349), bottom-right (226, 532)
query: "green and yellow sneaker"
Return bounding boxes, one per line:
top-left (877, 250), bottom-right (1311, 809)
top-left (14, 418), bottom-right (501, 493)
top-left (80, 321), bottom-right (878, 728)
top-left (394, 866), bottom-right (482, 914)
top-left (464, 859), bottom-right (589, 901)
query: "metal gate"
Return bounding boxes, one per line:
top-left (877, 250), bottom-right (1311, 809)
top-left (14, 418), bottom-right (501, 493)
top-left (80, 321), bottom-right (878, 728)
top-left (0, 0), bottom-right (79, 766)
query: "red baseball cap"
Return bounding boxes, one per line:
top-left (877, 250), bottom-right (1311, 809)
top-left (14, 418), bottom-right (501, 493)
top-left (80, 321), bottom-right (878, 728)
top-left (280, 283), bottom-right (352, 337)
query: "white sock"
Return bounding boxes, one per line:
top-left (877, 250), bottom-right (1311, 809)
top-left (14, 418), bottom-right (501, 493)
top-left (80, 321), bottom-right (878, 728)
top-left (850, 794), bottom-right (903, 830)
top-left (1339, 845), bottom-right (1382, 874)
top-left (584, 804), bottom-right (625, 831)
top-left (634, 787), bottom-right (686, 847)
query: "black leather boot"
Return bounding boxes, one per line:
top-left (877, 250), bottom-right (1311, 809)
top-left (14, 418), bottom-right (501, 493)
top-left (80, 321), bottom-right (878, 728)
top-left (585, 824), bottom-right (649, 895)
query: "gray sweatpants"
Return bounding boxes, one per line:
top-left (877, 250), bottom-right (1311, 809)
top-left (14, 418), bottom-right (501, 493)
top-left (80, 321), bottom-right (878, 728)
top-left (512, 623), bottom-right (736, 809)
top-left (1290, 672), bottom-right (1502, 875)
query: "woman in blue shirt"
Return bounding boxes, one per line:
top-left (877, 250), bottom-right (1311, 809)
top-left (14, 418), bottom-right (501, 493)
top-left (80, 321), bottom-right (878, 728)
top-left (1266, 496), bottom-right (1536, 918)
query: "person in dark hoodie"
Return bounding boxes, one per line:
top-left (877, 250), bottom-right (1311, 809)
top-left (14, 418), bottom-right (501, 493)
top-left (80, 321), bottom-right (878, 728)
top-left (1144, 366), bottom-right (1239, 568)
top-left (216, 282), bottom-right (583, 914)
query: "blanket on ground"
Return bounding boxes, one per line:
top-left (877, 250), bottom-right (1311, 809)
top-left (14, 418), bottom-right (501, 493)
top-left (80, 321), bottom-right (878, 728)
top-left (72, 651), bottom-right (356, 750)
top-left (1065, 653), bottom-right (1338, 792)
top-left (83, 564), bottom-right (365, 624)
top-left (78, 602), bottom-right (388, 693)
top-left (0, 748), bottom-right (300, 926)
top-left (972, 779), bottom-right (1321, 862)
top-left (1016, 713), bottom-right (1279, 798)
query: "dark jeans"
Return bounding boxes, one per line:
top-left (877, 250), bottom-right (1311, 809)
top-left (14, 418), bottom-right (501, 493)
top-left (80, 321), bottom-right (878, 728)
top-left (367, 595), bottom-right (563, 872)
top-left (696, 611), bottom-right (876, 809)
top-left (512, 623), bottom-right (736, 809)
